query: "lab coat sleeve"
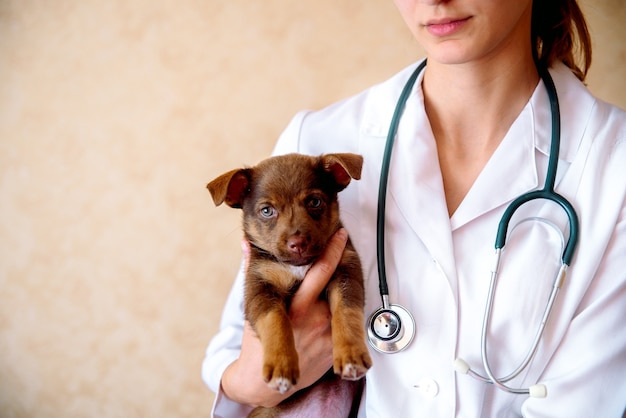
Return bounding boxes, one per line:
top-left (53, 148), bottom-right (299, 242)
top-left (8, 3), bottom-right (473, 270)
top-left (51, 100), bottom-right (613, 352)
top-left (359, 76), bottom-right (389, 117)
top-left (201, 265), bottom-right (254, 418)
top-left (271, 110), bottom-right (310, 156)
top-left (201, 112), bottom-right (307, 417)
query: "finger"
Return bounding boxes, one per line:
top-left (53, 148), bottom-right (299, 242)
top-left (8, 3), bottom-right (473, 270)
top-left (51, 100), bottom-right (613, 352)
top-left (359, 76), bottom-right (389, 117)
top-left (291, 228), bottom-right (348, 313)
top-left (241, 238), bottom-right (251, 272)
top-left (242, 320), bottom-right (258, 339)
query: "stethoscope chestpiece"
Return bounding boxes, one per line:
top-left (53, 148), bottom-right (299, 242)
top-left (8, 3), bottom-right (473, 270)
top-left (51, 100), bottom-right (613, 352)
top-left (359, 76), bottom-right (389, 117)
top-left (367, 303), bottom-right (415, 354)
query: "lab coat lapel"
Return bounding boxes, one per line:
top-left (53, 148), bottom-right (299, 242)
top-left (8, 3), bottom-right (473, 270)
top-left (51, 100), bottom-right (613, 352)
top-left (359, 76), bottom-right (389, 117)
top-left (361, 72), bottom-right (459, 289)
top-left (450, 63), bottom-right (589, 230)
top-left (450, 104), bottom-right (539, 230)
top-left (357, 63), bottom-right (583, 294)
top-left (387, 91), bottom-right (458, 282)
top-left (358, 62), bottom-right (540, 291)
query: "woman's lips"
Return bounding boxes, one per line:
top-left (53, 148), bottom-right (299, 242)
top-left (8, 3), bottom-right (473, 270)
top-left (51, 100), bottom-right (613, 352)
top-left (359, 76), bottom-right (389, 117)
top-left (425, 17), bottom-right (470, 37)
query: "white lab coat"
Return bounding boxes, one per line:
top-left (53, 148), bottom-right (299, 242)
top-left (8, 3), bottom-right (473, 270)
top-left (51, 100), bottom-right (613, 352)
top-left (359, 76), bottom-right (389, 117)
top-left (202, 60), bottom-right (626, 417)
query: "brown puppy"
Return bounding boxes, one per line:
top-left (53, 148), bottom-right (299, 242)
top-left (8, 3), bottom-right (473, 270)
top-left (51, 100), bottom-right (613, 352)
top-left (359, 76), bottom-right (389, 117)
top-left (207, 153), bottom-right (372, 417)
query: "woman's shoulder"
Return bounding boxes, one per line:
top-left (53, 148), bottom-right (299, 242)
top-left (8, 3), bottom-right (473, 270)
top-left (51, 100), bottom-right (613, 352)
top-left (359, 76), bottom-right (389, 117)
top-left (554, 62), bottom-right (626, 125)
top-left (554, 64), bottom-right (626, 208)
top-left (273, 61), bottom-right (425, 156)
top-left (303, 61), bottom-right (422, 129)
top-left (551, 62), bottom-right (626, 159)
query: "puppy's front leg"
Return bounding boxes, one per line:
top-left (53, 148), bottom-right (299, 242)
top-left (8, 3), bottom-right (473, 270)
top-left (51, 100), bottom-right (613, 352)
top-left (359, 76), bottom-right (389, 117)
top-left (327, 249), bottom-right (372, 380)
top-left (246, 267), bottom-right (300, 395)
top-left (253, 304), bottom-right (299, 394)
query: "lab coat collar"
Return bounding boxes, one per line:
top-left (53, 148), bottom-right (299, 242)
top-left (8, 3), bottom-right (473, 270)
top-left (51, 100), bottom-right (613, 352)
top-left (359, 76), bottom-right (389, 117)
top-left (360, 60), bottom-right (595, 230)
top-left (361, 61), bottom-right (593, 155)
top-left (535, 62), bottom-right (596, 162)
top-left (360, 62), bottom-right (457, 284)
top-left (358, 60), bottom-right (596, 283)
top-left (453, 63), bottom-right (595, 228)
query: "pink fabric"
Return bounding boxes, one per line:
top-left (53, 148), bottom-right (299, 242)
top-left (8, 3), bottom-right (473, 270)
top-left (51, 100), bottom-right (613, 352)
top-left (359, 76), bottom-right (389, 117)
top-left (249, 372), bottom-right (363, 418)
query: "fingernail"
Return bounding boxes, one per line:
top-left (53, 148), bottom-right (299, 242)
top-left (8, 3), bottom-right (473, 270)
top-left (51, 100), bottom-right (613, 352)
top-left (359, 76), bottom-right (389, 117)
top-left (336, 228), bottom-right (348, 240)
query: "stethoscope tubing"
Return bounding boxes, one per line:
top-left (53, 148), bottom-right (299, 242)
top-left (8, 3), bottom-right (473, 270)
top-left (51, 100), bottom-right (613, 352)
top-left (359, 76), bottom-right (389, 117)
top-left (367, 61), bottom-right (426, 355)
top-left (495, 67), bottom-right (579, 266)
top-left (376, 60), bottom-right (426, 301)
top-left (464, 67), bottom-right (579, 397)
top-left (370, 60), bottom-right (580, 398)
top-left (496, 190), bottom-right (578, 265)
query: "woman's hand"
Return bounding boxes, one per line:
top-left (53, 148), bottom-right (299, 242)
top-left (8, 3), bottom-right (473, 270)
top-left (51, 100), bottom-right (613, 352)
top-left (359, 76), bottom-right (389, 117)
top-left (220, 228), bottom-right (349, 407)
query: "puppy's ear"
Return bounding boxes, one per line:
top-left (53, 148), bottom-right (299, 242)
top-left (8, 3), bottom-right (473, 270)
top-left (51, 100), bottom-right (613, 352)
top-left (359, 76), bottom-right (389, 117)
top-left (321, 153), bottom-right (363, 188)
top-left (206, 168), bottom-right (251, 208)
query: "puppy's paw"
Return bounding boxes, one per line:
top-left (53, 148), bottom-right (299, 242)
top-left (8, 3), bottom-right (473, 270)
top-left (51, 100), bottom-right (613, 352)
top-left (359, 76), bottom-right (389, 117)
top-left (262, 355), bottom-right (299, 394)
top-left (340, 362), bottom-right (369, 380)
top-left (267, 376), bottom-right (292, 394)
top-left (333, 344), bottom-right (372, 381)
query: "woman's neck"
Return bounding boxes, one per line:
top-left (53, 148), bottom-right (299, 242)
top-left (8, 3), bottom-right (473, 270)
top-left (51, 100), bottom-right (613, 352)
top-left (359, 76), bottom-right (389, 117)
top-left (423, 54), bottom-right (539, 146)
top-left (422, 54), bottom-right (540, 216)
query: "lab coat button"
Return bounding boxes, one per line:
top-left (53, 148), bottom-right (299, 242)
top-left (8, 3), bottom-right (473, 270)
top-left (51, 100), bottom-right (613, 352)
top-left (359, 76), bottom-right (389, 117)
top-left (416, 378), bottom-right (439, 399)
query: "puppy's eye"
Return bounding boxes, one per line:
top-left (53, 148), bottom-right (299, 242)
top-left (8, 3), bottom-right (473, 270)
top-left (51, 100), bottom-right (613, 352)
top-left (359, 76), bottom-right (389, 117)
top-left (308, 198), bottom-right (322, 208)
top-left (259, 206), bottom-right (275, 218)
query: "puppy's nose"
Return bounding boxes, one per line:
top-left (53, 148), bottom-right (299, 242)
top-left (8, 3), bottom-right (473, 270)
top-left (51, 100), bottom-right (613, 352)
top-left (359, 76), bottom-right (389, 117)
top-left (287, 236), bottom-right (308, 255)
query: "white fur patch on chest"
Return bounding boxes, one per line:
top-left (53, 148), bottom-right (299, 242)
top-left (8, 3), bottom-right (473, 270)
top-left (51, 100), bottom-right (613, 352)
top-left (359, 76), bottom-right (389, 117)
top-left (288, 264), bottom-right (312, 281)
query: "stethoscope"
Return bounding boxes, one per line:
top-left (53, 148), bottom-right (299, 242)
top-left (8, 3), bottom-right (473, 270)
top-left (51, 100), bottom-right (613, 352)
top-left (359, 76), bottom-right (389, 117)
top-left (366, 60), bottom-right (579, 398)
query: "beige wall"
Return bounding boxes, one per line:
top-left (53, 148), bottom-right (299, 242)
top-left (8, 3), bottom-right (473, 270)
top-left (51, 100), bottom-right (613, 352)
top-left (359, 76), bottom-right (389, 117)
top-left (0, 1), bottom-right (623, 417)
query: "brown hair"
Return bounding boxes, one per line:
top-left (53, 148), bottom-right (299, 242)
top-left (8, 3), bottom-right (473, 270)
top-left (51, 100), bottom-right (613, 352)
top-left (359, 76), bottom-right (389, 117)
top-left (531, 0), bottom-right (592, 81)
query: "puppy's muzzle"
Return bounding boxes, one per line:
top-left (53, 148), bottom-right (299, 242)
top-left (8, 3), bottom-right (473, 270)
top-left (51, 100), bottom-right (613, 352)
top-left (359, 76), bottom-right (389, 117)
top-left (282, 235), bottom-right (317, 266)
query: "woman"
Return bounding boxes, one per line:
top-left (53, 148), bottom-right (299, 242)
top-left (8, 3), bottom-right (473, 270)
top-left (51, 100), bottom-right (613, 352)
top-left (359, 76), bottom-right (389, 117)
top-left (203, 0), bottom-right (626, 416)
